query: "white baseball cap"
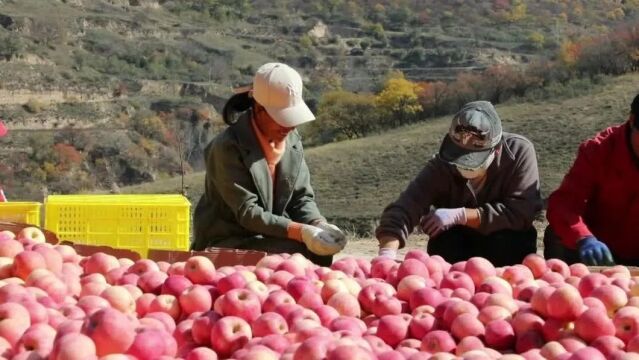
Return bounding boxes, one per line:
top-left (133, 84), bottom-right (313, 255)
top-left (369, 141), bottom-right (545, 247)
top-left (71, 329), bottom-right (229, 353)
top-left (252, 63), bottom-right (315, 128)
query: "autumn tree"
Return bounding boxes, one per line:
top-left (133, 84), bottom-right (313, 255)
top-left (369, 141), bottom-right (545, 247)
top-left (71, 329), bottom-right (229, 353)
top-left (375, 71), bottom-right (422, 127)
top-left (417, 81), bottom-right (450, 116)
top-left (317, 90), bottom-right (378, 139)
top-left (559, 39), bottom-right (582, 67)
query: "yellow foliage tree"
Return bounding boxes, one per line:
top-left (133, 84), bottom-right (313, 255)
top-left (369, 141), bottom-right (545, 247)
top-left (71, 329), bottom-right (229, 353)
top-left (528, 31), bottom-right (545, 50)
top-left (506, 0), bottom-right (527, 22)
top-left (559, 40), bottom-right (581, 66)
top-left (375, 71), bottom-right (422, 126)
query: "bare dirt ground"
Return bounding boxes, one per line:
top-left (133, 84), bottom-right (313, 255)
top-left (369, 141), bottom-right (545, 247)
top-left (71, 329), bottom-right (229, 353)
top-left (336, 234), bottom-right (428, 261)
top-left (337, 219), bottom-right (547, 261)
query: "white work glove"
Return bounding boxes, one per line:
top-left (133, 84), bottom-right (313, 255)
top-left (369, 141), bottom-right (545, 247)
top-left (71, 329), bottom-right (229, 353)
top-left (420, 208), bottom-right (467, 238)
top-left (378, 247), bottom-right (397, 260)
top-left (316, 222), bottom-right (346, 243)
top-left (301, 224), bottom-right (346, 256)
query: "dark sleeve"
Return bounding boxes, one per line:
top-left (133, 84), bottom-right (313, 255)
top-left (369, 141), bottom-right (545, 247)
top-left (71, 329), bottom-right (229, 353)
top-left (375, 160), bottom-right (443, 248)
top-left (286, 155), bottom-right (326, 225)
top-left (478, 140), bottom-right (543, 233)
top-left (207, 139), bottom-right (291, 238)
top-left (546, 141), bottom-right (597, 248)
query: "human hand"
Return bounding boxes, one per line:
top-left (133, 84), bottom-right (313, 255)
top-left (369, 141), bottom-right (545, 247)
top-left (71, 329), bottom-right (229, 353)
top-left (316, 222), bottom-right (346, 243)
top-left (378, 247), bottom-right (397, 260)
top-left (301, 224), bottom-right (346, 256)
top-left (420, 208), bottom-right (467, 237)
top-left (577, 236), bottom-right (615, 266)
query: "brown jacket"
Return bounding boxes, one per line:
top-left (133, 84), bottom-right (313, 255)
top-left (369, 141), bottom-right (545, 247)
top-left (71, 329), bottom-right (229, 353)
top-left (376, 133), bottom-right (542, 248)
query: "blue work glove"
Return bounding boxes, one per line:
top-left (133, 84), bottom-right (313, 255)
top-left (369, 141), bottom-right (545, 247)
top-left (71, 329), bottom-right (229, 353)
top-left (577, 236), bottom-right (615, 266)
top-left (421, 208), bottom-right (467, 238)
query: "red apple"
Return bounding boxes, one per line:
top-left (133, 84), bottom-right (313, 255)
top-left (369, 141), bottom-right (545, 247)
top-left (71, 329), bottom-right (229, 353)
top-left (179, 285), bottom-right (212, 316)
top-left (186, 347), bottom-right (219, 360)
top-left (569, 263), bottom-right (590, 278)
top-left (420, 330), bottom-right (456, 353)
top-left (441, 271), bottom-right (475, 294)
top-left (210, 316), bottom-right (252, 358)
top-left (359, 283), bottom-right (396, 313)
top-left (17, 227), bottom-right (46, 245)
top-left (591, 285), bottom-right (628, 316)
top-left (13, 251), bottom-right (47, 280)
top-left (50, 333), bottom-right (97, 360)
top-left (372, 294), bottom-right (402, 317)
top-left (478, 305), bottom-right (512, 325)
top-left (252, 312), bottom-right (288, 337)
top-left (451, 312), bottom-right (485, 340)
top-left (465, 257), bottom-right (496, 287)
top-left (161, 275), bottom-right (193, 297)
top-left (578, 273), bottom-right (610, 298)
top-left (16, 323), bottom-right (56, 358)
top-left (547, 285), bottom-right (584, 321)
top-left (370, 259), bottom-right (397, 279)
top-left (523, 254), bottom-right (547, 279)
top-left (184, 256), bottom-right (216, 285)
top-left (591, 335), bottom-right (625, 358)
top-left (327, 292), bottom-right (361, 318)
top-left (219, 288), bottom-right (261, 322)
top-left (516, 329), bottom-right (545, 353)
top-left (127, 328), bottom-right (174, 360)
top-left (191, 311), bottom-right (221, 345)
top-left (100, 285), bottom-right (135, 314)
top-left (128, 259), bottom-right (159, 276)
top-left (149, 294), bottom-right (181, 320)
top-left (546, 259), bottom-right (570, 278)
top-left (0, 238), bottom-right (23, 259)
top-left (314, 304), bottom-right (340, 327)
top-left (82, 308), bottom-right (136, 357)
top-left (574, 308), bottom-right (615, 343)
top-left (0, 302), bottom-right (31, 347)
top-left (137, 271), bottom-right (168, 294)
top-left (542, 318), bottom-right (574, 341)
top-left (84, 253), bottom-right (120, 276)
top-left (613, 306), bottom-right (639, 343)
top-left (530, 286), bottom-right (555, 317)
top-left (455, 336), bottom-right (484, 356)
top-left (397, 275), bottom-right (430, 301)
top-left (567, 346), bottom-right (606, 360)
top-left (376, 315), bottom-right (409, 348)
top-left (329, 316), bottom-right (366, 335)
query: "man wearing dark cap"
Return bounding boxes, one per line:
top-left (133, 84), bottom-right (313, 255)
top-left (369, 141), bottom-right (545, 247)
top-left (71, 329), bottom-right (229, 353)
top-left (545, 94), bottom-right (639, 266)
top-left (375, 101), bottom-right (542, 266)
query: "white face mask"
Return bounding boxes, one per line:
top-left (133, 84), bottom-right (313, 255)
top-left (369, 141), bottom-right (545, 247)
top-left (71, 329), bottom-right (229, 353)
top-left (457, 151), bottom-right (495, 179)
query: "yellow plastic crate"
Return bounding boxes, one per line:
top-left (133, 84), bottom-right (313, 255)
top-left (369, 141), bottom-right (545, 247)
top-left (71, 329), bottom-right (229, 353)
top-left (44, 195), bottom-right (190, 258)
top-left (0, 202), bottom-right (42, 226)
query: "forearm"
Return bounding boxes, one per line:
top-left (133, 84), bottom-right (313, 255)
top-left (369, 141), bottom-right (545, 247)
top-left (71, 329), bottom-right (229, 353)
top-left (546, 192), bottom-right (592, 248)
top-left (464, 208), bottom-right (481, 229)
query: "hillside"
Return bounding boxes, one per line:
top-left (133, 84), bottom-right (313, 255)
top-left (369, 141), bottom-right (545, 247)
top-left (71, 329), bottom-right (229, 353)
top-left (120, 72), bottom-right (639, 234)
top-left (0, 0), bottom-right (638, 200)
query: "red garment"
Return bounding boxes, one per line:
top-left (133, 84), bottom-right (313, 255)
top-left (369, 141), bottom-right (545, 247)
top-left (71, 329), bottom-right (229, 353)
top-left (547, 121), bottom-right (639, 257)
top-left (0, 121), bottom-right (6, 137)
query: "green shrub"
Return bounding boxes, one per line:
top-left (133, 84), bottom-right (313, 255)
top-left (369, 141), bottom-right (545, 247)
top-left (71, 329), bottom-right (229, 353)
top-left (24, 99), bottom-right (46, 114)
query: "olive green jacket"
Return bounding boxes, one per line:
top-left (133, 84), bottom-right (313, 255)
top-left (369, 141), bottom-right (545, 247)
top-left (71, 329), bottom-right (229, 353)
top-left (191, 113), bottom-right (325, 251)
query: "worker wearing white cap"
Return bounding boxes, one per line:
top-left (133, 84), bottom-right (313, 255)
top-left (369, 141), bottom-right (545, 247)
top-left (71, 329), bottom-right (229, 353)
top-left (193, 63), bottom-right (346, 265)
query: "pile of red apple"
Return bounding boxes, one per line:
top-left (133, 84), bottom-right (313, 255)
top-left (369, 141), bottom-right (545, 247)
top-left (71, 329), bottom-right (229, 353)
top-left (1, 227), bottom-right (639, 360)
